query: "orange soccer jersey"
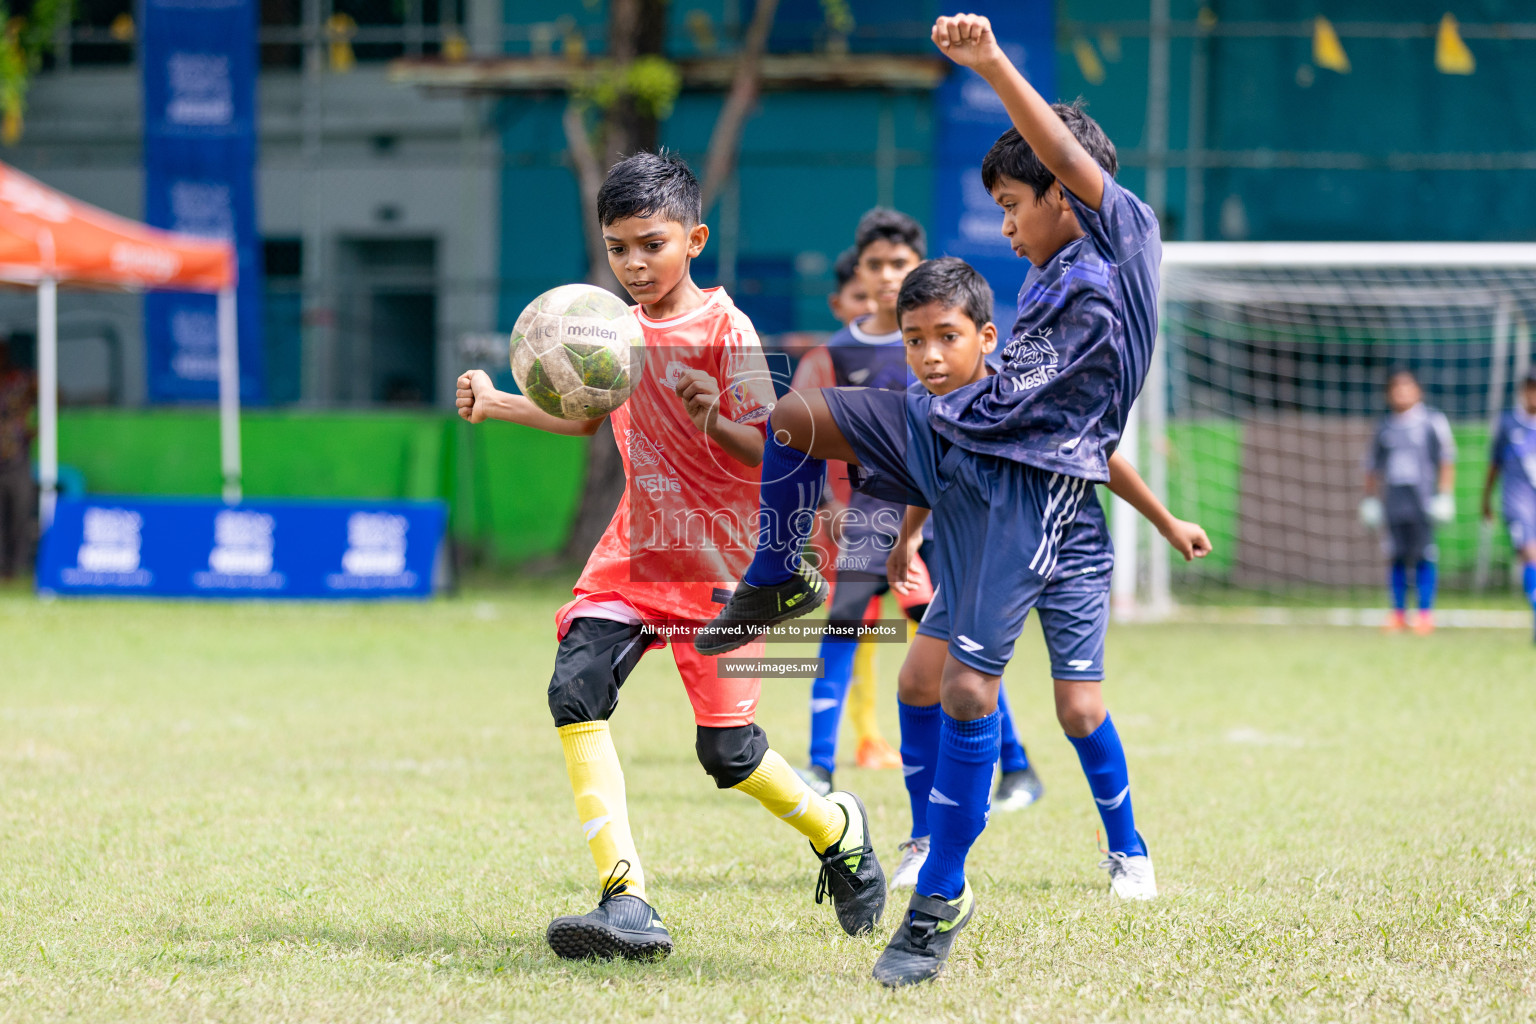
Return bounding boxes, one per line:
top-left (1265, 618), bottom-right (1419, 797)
top-left (556, 289), bottom-right (777, 725)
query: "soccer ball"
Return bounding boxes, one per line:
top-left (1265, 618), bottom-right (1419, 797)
top-left (509, 283), bottom-right (645, 420)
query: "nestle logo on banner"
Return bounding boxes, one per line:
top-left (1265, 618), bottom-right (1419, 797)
top-left (61, 507), bottom-right (153, 586)
top-left (328, 513), bottom-right (416, 589)
top-left (170, 309), bottom-right (219, 380)
top-left (166, 52), bottom-right (233, 126)
top-left (77, 508), bottom-right (143, 572)
top-left (195, 510), bottom-right (285, 590)
top-left (169, 181), bottom-right (234, 239)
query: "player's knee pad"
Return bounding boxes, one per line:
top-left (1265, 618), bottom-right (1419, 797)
top-left (695, 723), bottom-right (768, 788)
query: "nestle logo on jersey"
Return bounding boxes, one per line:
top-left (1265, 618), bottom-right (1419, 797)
top-left (634, 474), bottom-right (681, 496)
top-left (1003, 326), bottom-right (1059, 392)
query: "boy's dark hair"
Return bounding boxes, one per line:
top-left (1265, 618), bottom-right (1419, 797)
top-left (597, 150), bottom-right (701, 227)
top-left (981, 101), bottom-right (1117, 199)
top-left (832, 246), bottom-right (860, 290)
top-left (854, 207), bottom-right (926, 260)
top-left (1385, 366), bottom-right (1420, 389)
top-left (896, 257), bottom-right (993, 329)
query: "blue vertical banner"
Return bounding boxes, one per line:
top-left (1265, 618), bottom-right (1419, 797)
top-left (141, 0), bottom-right (265, 402)
top-left (931, 4), bottom-right (1056, 306)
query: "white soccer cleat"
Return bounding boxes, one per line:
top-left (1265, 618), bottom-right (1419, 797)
top-left (889, 836), bottom-right (930, 890)
top-left (1100, 850), bottom-right (1157, 900)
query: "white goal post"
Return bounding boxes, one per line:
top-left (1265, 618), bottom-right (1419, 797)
top-left (1114, 242), bottom-right (1536, 620)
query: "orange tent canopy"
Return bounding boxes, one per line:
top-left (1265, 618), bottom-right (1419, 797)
top-left (0, 160), bottom-right (234, 292)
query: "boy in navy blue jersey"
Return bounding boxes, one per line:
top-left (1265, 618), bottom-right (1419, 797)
top-left (883, 257), bottom-right (1211, 903)
top-left (1481, 368), bottom-right (1536, 641)
top-left (697, 13), bottom-right (1166, 984)
top-left (793, 211), bottom-right (1041, 811)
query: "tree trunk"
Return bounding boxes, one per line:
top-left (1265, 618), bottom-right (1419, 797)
top-left (557, 0), bottom-right (667, 564)
top-left (557, 0), bottom-right (778, 564)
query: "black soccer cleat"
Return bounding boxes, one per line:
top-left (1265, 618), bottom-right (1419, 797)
top-left (795, 763), bottom-right (833, 797)
top-left (546, 861), bottom-right (673, 962)
top-left (813, 791), bottom-right (886, 936)
top-left (693, 562), bottom-right (828, 656)
top-left (993, 765), bottom-right (1044, 812)
top-left (871, 884), bottom-right (976, 988)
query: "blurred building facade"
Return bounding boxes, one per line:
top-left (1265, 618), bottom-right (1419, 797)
top-left (2, 0), bottom-right (1535, 412)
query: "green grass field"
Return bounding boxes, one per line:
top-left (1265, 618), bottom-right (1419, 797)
top-left (2, 584), bottom-right (1534, 1022)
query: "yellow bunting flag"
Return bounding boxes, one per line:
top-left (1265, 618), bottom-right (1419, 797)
top-left (1312, 16), bottom-right (1350, 73)
top-left (109, 12), bottom-right (135, 42)
top-left (1072, 36), bottom-right (1106, 85)
top-left (1435, 13), bottom-right (1475, 75)
top-left (327, 13), bottom-right (357, 74)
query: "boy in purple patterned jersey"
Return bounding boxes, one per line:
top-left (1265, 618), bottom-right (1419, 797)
top-left (1481, 368), bottom-right (1536, 641)
top-left (696, 13), bottom-right (1165, 985)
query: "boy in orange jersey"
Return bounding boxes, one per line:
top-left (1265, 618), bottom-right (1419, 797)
top-left (456, 152), bottom-right (884, 963)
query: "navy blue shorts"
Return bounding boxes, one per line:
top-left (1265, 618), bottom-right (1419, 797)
top-left (824, 386), bottom-right (1104, 676)
top-left (918, 575), bottom-right (1110, 681)
top-left (1506, 492), bottom-right (1536, 551)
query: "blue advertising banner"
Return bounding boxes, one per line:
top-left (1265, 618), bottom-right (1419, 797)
top-left (36, 497), bottom-right (447, 599)
top-left (931, 4), bottom-right (1056, 311)
top-left (141, 0), bottom-right (265, 402)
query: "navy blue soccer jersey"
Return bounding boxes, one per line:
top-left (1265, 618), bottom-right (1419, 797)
top-left (927, 166), bottom-right (1161, 483)
top-left (1492, 408), bottom-right (1536, 510)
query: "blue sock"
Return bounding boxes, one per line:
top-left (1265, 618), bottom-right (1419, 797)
top-left (1067, 714), bottom-right (1144, 857)
top-left (807, 636), bottom-right (858, 772)
top-left (743, 431), bottom-right (824, 587)
top-left (916, 710), bottom-right (1001, 899)
top-left (1416, 560), bottom-right (1438, 611)
top-left (1524, 563), bottom-right (1536, 633)
top-left (996, 686), bottom-right (1030, 774)
top-left (898, 701), bottom-right (941, 839)
top-left (1389, 562), bottom-right (1409, 611)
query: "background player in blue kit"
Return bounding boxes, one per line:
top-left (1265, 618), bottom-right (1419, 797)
top-left (883, 257), bottom-right (1211, 895)
top-left (697, 12), bottom-right (1170, 985)
top-left (793, 210), bottom-right (1041, 812)
top-left (1359, 369), bottom-right (1457, 634)
top-left (1481, 368), bottom-right (1536, 641)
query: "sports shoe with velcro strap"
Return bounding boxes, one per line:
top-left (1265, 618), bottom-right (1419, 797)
top-left (872, 884), bottom-right (976, 987)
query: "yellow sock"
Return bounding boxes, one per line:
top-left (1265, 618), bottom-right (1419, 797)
top-left (733, 748), bottom-right (846, 852)
top-left (557, 721), bottom-right (645, 899)
top-left (847, 640), bottom-right (883, 744)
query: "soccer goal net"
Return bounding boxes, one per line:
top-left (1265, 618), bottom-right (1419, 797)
top-left (1116, 243), bottom-right (1536, 616)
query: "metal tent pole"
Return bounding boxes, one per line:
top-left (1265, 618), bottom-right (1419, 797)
top-left (37, 278), bottom-right (58, 530)
top-left (217, 286), bottom-right (242, 503)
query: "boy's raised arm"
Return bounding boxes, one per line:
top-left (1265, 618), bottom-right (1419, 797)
top-left (456, 369), bottom-right (606, 437)
top-left (931, 13), bottom-right (1105, 210)
top-left (1106, 451), bottom-right (1211, 562)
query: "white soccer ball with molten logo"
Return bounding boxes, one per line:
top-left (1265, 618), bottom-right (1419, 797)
top-left (509, 283), bottom-right (646, 420)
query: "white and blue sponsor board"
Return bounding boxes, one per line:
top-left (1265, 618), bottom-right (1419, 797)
top-left (36, 497), bottom-right (446, 599)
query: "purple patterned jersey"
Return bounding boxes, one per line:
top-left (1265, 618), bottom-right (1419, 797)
top-left (928, 166), bottom-right (1161, 483)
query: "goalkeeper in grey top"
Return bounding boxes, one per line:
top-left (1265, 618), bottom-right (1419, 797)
top-left (1360, 368), bottom-right (1457, 633)
top-left (695, 12), bottom-right (1161, 986)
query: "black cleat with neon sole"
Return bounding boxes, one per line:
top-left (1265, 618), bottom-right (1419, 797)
top-left (813, 791), bottom-right (886, 936)
top-left (693, 562), bottom-right (828, 656)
